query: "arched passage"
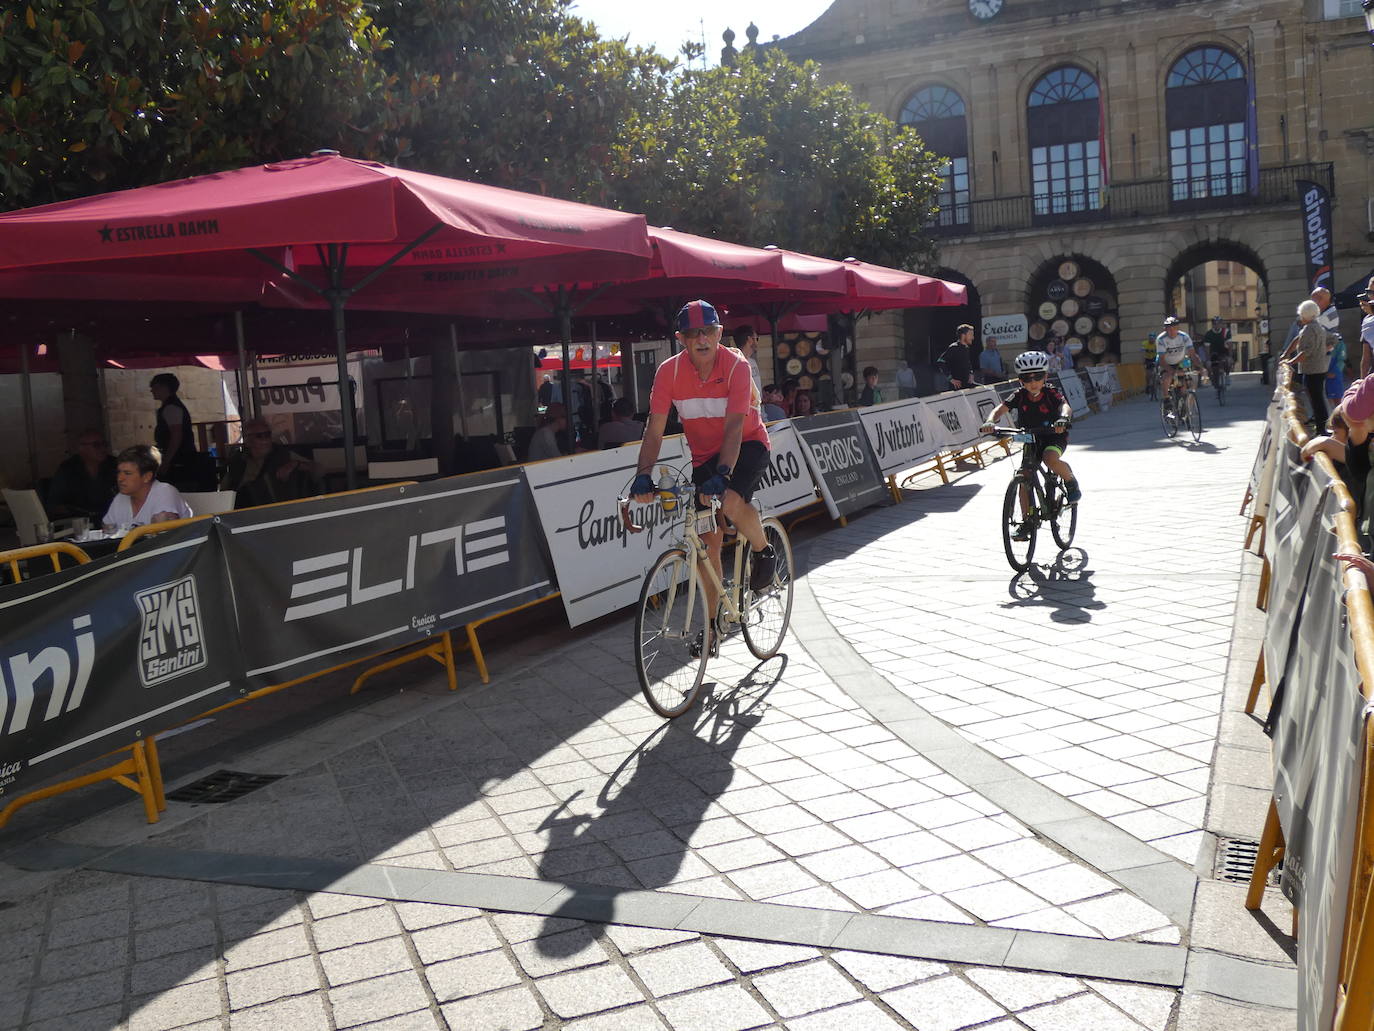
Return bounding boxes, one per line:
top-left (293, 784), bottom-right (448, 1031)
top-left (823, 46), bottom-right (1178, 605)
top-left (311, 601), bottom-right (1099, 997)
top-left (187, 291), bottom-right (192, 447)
top-left (1025, 254), bottom-right (1120, 364)
top-left (904, 268), bottom-right (980, 393)
top-left (1163, 240), bottom-right (1270, 368)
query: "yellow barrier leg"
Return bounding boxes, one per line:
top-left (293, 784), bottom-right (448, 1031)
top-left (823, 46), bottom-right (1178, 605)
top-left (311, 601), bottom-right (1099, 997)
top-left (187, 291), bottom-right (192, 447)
top-left (145, 735), bottom-right (166, 812)
top-left (1257, 558), bottom-right (1272, 612)
top-left (933, 453), bottom-right (951, 485)
top-left (465, 624), bottom-right (491, 685)
top-left (0, 754), bottom-right (139, 829)
top-left (887, 475), bottom-right (902, 504)
top-left (1245, 515), bottom-right (1265, 552)
top-left (1247, 798), bottom-right (1285, 910)
top-left (438, 630), bottom-right (458, 692)
top-left (1244, 650), bottom-right (1267, 715)
top-left (129, 741), bottom-right (161, 825)
top-left (1239, 486), bottom-right (1253, 516)
top-left (350, 640), bottom-right (444, 695)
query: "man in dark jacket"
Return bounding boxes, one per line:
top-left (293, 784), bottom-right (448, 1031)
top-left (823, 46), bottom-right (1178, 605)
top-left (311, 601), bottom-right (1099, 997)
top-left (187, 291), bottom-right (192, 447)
top-left (940, 324), bottom-right (976, 389)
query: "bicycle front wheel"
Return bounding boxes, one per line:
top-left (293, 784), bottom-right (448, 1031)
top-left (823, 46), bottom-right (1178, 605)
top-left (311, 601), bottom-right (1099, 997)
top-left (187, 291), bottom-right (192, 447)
top-left (1049, 477), bottom-right (1077, 549)
top-left (1186, 393), bottom-right (1203, 441)
top-left (1001, 477), bottom-right (1037, 572)
top-left (1161, 396), bottom-right (1179, 437)
top-left (742, 518), bottom-right (794, 660)
top-left (635, 548), bottom-right (710, 719)
top-left (1216, 374), bottom-right (1227, 406)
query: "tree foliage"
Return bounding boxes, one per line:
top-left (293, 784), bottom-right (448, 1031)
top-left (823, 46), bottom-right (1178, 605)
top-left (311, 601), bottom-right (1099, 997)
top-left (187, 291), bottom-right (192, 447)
top-left (0, 1), bottom-right (942, 271)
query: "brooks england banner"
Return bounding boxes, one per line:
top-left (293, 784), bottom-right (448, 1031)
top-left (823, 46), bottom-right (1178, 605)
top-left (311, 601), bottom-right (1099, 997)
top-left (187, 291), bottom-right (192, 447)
top-left (0, 520), bottom-right (239, 799)
top-left (523, 437), bottom-right (689, 628)
top-left (1297, 178), bottom-right (1335, 295)
top-left (794, 410), bottom-right (889, 520)
top-left (219, 471), bottom-right (553, 688)
top-left (858, 398), bottom-right (942, 476)
top-left (752, 421), bottom-right (820, 518)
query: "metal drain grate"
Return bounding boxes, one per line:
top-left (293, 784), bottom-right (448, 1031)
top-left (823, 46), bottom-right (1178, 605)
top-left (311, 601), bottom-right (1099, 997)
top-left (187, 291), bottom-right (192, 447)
top-left (167, 770), bottom-right (283, 805)
top-left (1215, 837), bottom-right (1280, 884)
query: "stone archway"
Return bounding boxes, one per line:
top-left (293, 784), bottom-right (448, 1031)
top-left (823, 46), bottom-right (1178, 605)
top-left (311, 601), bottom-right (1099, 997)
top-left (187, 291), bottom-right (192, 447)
top-left (904, 268), bottom-right (980, 392)
top-left (1025, 254), bottom-right (1121, 364)
top-left (1162, 239), bottom-right (1270, 368)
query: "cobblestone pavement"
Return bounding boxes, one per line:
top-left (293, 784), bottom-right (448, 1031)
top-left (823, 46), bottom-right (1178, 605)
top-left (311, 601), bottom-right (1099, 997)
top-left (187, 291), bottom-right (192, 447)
top-left (0, 377), bottom-right (1296, 1030)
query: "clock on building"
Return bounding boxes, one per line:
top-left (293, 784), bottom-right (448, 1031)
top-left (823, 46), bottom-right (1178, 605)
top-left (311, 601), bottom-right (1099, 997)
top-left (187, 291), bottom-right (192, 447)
top-left (968, 0), bottom-right (1003, 21)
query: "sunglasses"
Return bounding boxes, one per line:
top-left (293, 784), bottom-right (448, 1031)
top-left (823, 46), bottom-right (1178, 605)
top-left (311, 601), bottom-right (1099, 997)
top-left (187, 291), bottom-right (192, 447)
top-left (1019, 372), bottom-right (1047, 382)
top-left (679, 327), bottom-right (715, 340)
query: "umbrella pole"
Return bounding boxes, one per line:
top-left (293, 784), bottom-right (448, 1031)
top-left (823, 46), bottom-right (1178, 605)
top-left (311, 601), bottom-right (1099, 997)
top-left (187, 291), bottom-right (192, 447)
top-left (590, 321), bottom-right (599, 436)
top-left (449, 325), bottom-right (469, 440)
top-left (233, 311), bottom-right (250, 427)
top-left (20, 334), bottom-right (38, 485)
top-left (558, 288), bottom-right (574, 444)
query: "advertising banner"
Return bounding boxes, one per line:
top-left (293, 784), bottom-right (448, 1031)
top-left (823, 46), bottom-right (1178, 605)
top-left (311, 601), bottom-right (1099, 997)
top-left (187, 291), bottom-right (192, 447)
top-left (254, 359), bottom-right (364, 444)
top-left (857, 398), bottom-right (942, 476)
top-left (924, 390), bottom-right (983, 452)
top-left (1262, 439), bottom-right (1323, 693)
top-left (980, 314), bottom-right (1028, 346)
top-left (794, 410), bottom-right (889, 520)
top-left (1085, 367), bottom-right (1113, 410)
top-left (966, 386), bottom-right (1007, 429)
top-left (220, 471), bottom-right (554, 687)
top-left (1249, 396), bottom-right (1284, 528)
top-left (1296, 178), bottom-right (1335, 295)
top-left (0, 521), bottom-right (240, 799)
top-left (1269, 487), bottom-right (1364, 1031)
top-left (1054, 373), bottom-right (1090, 419)
top-left (752, 421), bottom-right (819, 518)
top-left (523, 437), bottom-right (688, 628)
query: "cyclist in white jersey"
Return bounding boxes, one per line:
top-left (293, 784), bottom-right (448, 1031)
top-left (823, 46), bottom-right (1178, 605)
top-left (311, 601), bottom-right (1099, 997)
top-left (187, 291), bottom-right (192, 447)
top-left (1155, 317), bottom-right (1204, 396)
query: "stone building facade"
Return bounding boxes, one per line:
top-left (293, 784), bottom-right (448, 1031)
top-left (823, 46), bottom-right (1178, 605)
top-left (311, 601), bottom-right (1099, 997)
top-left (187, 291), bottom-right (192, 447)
top-left (778, 0), bottom-right (1374, 385)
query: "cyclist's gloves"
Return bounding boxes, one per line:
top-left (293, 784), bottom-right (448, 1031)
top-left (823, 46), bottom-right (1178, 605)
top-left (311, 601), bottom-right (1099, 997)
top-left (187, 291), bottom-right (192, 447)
top-left (1053, 417), bottom-right (1070, 430)
top-left (979, 421), bottom-right (995, 434)
top-left (699, 465), bottom-right (730, 497)
top-left (630, 473), bottom-right (655, 497)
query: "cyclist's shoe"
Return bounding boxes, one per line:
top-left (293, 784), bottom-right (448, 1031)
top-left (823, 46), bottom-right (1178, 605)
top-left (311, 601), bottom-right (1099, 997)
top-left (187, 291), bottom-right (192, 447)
top-left (1065, 480), bottom-right (1082, 504)
top-left (1012, 520), bottom-right (1033, 542)
top-left (748, 545), bottom-right (777, 592)
top-left (688, 629), bottom-right (719, 659)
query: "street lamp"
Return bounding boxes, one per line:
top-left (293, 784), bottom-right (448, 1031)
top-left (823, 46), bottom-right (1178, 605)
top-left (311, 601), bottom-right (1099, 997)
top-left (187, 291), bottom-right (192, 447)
top-left (1364, 0), bottom-right (1374, 46)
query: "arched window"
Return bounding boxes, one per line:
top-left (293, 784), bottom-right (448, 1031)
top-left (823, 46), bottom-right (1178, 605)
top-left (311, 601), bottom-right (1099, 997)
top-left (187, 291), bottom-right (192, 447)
top-left (1026, 67), bottom-right (1103, 219)
top-left (900, 86), bottom-right (970, 228)
top-left (1166, 46), bottom-right (1250, 202)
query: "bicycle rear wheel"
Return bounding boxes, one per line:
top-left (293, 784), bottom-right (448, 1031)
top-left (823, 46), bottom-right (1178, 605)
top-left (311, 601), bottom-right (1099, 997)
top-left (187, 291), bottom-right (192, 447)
top-left (1215, 374), bottom-right (1227, 406)
top-left (1048, 477), bottom-right (1077, 549)
top-left (1161, 396), bottom-right (1179, 437)
top-left (1001, 477), bottom-right (1036, 572)
top-left (635, 548), bottom-right (710, 719)
top-left (1186, 393), bottom-right (1203, 441)
top-left (742, 519), bottom-right (794, 660)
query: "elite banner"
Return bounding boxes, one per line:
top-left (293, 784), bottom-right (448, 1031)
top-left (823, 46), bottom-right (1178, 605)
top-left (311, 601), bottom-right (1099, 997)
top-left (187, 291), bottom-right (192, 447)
top-left (522, 437), bottom-right (688, 628)
top-left (219, 471), bottom-right (554, 688)
top-left (752, 420), bottom-right (820, 518)
top-left (794, 410), bottom-right (890, 519)
top-left (857, 398), bottom-right (943, 476)
top-left (1296, 178), bottom-right (1335, 295)
top-left (0, 520), bottom-right (240, 800)
top-left (1270, 486), bottom-right (1364, 1031)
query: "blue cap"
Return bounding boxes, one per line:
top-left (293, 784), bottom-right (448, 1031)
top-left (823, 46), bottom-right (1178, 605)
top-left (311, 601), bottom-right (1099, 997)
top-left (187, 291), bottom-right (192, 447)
top-left (676, 300), bottom-right (720, 332)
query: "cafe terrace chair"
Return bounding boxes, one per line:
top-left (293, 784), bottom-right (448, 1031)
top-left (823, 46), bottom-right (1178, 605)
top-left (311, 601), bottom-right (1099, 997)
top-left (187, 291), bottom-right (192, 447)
top-left (368, 458), bottom-right (440, 481)
top-left (2, 488), bottom-right (48, 548)
top-left (493, 443), bottom-right (518, 467)
top-left (181, 491), bottom-right (237, 516)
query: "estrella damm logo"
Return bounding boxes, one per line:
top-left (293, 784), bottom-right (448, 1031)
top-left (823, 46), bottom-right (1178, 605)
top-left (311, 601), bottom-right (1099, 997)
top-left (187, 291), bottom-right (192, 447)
top-left (135, 577), bottom-right (207, 687)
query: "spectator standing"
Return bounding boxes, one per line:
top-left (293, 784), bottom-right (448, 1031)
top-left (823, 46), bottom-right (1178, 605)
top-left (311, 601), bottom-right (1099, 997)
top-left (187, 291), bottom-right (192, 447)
top-left (1046, 339), bottom-right (1064, 372)
top-left (859, 366), bottom-right (882, 406)
top-left (895, 361), bottom-right (917, 399)
top-left (221, 418), bottom-right (316, 508)
top-left (597, 398), bottom-right (644, 447)
top-left (47, 429), bottom-right (117, 521)
top-left (1328, 333), bottom-right (1348, 404)
top-left (1360, 283), bottom-right (1374, 379)
top-left (149, 373), bottom-right (200, 490)
top-left (939, 325), bottom-right (975, 389)
top-left (733, 326), bottom-right (763, 395)
top-left (979, 338), bottom-right (1005, 383)
top-left (1283, 299), bottom-right (1331, 427)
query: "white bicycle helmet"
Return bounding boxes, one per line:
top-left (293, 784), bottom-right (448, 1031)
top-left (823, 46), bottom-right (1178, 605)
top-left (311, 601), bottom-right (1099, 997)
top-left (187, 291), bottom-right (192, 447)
top-left (1014, 350), bottom-right (1050, 374)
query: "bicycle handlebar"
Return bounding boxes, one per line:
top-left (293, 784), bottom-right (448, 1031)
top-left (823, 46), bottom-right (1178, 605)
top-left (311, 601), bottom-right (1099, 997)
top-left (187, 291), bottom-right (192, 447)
top-left (984, 425), bottom-right (1067, 438)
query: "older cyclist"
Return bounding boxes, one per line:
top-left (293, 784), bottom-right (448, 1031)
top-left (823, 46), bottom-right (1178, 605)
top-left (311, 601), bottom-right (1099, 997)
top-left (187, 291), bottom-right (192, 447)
top-left (1156, 316), bottom-right (1204, 408)
top-left (631, 300), bottom-right (776, 623)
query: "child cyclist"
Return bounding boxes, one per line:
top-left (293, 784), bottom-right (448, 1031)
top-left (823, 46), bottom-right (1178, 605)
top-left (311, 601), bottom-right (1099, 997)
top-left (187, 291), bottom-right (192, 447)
top-left (980, 350), bottom-right (1082, 540)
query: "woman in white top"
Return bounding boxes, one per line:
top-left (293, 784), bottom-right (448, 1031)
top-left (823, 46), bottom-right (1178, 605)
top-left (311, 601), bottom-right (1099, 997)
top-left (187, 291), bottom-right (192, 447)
top-left (102, 444), bottom-right (193, 529)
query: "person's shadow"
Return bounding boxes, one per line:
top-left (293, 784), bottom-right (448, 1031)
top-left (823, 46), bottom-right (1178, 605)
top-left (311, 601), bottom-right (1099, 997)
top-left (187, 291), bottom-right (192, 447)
top-left (1006, 548), bottom-right (1104, 624)
top-left (533, 656), bottom-right (785, 955)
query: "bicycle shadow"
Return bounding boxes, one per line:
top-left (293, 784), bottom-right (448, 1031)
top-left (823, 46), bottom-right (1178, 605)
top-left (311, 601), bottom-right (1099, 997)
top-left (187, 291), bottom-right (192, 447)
top-left (1005, 548), bottom-right (1105, 624)
top-left (531, 654), bottom-right (786, 954)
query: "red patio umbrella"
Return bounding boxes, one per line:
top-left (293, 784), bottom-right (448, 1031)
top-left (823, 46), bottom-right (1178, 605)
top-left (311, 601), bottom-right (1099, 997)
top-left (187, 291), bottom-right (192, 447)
top-left (0, 152), bottom-right (653, 484)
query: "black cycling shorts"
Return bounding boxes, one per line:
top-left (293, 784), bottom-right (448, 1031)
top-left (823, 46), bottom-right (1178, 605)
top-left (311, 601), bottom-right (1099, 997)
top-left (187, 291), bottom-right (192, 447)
top-left (692, 439), bottom-right (770, 507)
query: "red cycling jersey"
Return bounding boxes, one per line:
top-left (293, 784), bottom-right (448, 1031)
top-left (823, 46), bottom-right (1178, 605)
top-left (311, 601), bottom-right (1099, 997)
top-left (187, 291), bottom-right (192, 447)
top-left (650, 347), bottom-right (769, 465)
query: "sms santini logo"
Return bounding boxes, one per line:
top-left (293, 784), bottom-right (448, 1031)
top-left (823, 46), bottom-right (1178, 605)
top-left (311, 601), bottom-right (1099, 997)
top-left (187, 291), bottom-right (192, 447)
top-left (136, 577), bottom-right (207, 687)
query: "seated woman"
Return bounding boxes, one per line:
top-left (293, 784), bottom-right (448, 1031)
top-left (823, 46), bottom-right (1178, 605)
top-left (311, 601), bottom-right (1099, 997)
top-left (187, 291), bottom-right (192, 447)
top-left (221, 418), bottom-right (316, 508)
top-left (102, 445), bottom-right (192, 530)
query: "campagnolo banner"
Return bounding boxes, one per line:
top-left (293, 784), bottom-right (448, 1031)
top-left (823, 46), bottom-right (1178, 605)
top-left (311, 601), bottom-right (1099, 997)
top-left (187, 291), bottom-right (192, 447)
top-left (522, 436), bottom-right (689, 627)
top-left (793, 410), bottom-right (889, 519)
top-left (752, 420), bottom-right (819, 518)
top-left (0, 519), bottom-right (240, 798)
top-left (219, 470), bottom-right (554, 688)
top-left (857, 398), bottom-right (942, 476)
top-left (924, 390), bottom-right (983, 452)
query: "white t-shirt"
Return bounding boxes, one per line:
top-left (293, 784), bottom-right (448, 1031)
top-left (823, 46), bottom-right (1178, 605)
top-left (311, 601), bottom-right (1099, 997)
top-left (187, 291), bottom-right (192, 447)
top-left (1360, 314), bottom-right (1374, 351)
top-left (1156, 330), bottom-right (1193, 365)
top-left (102, 480), bottom-right (192, 527)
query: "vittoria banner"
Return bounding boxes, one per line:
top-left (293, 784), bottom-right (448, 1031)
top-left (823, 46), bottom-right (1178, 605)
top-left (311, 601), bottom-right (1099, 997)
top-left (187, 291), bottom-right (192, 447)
top-left (0, 520), bottom-right (239, 799)
top-left (857, 398), bottom-right (942, 476)
top-left (218, 470), bottom-right (554, 688)
top-left (1296, 178), bottom-right (1334, 294)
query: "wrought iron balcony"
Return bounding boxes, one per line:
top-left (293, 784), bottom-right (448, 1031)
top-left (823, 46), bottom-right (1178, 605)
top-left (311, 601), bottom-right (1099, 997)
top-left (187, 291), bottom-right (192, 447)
top-left (930, 162), bottom-right (1335, 238)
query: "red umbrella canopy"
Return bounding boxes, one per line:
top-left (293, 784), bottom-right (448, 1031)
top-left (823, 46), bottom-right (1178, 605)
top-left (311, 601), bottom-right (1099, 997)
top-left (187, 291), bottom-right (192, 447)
top-left (838, 257), bottom-right (967, 309)
top-left (0, 153), bottom-right (653, 302)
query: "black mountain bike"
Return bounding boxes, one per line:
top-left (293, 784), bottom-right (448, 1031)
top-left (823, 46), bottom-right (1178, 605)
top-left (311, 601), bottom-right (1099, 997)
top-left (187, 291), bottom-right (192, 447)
top-left (1211, 362), bottom-right (1230, 406)
top-left (1160, 369), bottom-right (1203, 442)
top-left (987, 426), bottom-right (1077, 572)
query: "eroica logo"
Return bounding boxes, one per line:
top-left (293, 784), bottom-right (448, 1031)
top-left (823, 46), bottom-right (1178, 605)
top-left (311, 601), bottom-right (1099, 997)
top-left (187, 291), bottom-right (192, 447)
top-left (136, 577), bottom-right (207, 687)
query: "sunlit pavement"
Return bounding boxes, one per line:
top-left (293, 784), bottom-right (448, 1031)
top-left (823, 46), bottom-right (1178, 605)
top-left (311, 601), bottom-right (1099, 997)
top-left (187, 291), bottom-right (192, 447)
top-left (0, 376), bottom-right (1295, 1031)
